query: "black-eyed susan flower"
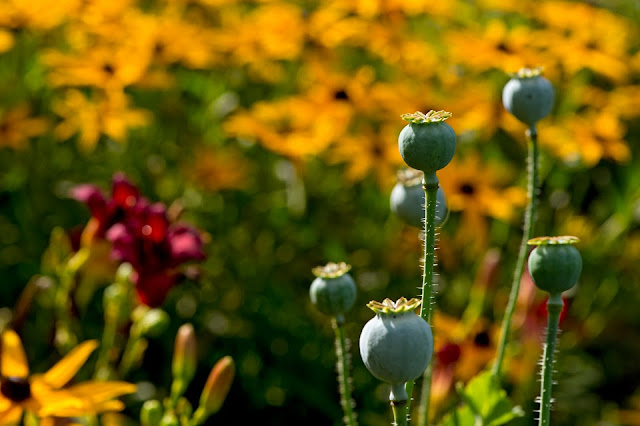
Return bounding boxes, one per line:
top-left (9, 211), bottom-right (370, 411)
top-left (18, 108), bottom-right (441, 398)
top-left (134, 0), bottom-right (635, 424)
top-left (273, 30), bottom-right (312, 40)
top-left (0, 330), bottom-right (136, 422)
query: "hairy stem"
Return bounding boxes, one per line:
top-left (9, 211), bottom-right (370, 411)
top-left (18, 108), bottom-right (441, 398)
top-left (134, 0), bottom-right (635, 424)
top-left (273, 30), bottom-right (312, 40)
top-left (392, 401), bottom-right (409, 426)
top-left (406, 171), bottom-right (439, 424)
top-left (492, 125), bottom-right (539, 378)
top-left (333, 318), bottom-right (358, 426)
top-left (539, 294), bottom-right (563, 426)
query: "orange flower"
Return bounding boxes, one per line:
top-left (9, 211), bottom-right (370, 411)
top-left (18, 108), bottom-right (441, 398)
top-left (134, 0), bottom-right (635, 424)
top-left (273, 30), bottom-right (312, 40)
top-left (0, 330), bottom-right (136, 421)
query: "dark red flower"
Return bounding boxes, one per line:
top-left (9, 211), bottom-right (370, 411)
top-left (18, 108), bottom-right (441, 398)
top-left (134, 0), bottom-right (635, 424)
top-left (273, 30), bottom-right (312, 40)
top-left (73, 173), bottom-right (206, 307)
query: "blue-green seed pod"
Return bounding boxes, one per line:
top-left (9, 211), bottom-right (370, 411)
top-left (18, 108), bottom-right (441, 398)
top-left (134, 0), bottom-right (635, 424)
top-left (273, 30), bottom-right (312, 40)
top-left (390, 169), bottom-right (448, 228)
top-left (528, 236), bottom-right (582, 295)
top-left (310, 262), bottom-right (357, 320)
top-left (398, 111), bottom-right (456, 173)
top-left (359, 298), bottom-right (433, 402)
top-left (502, 67), bottom-right (554, 127)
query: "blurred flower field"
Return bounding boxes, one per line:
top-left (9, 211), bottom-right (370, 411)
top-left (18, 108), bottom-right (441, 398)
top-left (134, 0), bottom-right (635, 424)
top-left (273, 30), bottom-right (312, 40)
top-left (1, 0), bottom-right (640, 424)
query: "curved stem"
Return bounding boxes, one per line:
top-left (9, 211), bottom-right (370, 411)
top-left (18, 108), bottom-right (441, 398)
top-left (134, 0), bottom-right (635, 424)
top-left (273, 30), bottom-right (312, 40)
top-left (333, 318), bottom-right (358, 426)
top-left (406, 171), bottom-right (439, 424)
top-left (392, 401), bottom-right (408, 426)
top-left (492, 126), bottom-right (539, 378)
top-left (539, 294), bottom-right (563, 426)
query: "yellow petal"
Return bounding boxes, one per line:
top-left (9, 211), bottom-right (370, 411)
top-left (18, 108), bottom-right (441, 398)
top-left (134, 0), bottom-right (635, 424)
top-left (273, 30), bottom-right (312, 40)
top-left (66, 381), bottom-right (137, 402)
top-left (42, 340), bottom-right (98, 388)
top-left (0, 405), bottom-right (23, 424)
top-left (1, 330), bottom-right (29, 378)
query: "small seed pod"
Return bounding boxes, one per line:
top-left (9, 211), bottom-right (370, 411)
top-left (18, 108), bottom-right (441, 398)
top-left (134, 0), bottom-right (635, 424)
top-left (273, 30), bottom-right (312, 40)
top-left (309, 262), bottom-right (357, 321)
top-left (359, 298), bottom-right (433, 402)
top-left (502, 67), bottom-right (554, 127)
top-left (528, 236), bottom-right (582, 295)
top-left (398, 111), bottom-right (456, 173)
top-left (390, 169), bottom-right (448, 228)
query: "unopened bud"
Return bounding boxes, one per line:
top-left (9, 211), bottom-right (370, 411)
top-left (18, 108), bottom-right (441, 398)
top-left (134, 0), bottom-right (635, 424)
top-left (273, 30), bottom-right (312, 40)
top-left (141, 400), bottom-right (163, 426)
top-left (199, 356), bottom-right (235, 415)
top-left (116, 262), bottom-right (134, 284)
top-left (137, 308), bottom-right (170, 338)
top-left (171, 324), bottom-right (197, 400)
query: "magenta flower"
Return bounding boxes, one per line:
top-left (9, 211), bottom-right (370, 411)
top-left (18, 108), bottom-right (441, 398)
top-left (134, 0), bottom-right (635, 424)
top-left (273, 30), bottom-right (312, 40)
top-left (72, 173), bottom-right (205, 307)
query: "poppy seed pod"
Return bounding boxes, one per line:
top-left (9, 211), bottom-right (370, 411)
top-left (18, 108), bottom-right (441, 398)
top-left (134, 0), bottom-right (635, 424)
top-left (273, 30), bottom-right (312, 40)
top-left (359, 298), bottom-right (433, 402)
top-left (528, 236), bottom-right (582, 295)
top-left (502, 67), bottom-right (554, 127)
top-left (309, 262), bottom-right (357, 321)
top-left (398, 111), bottom-right (456, 173)
top-left (390, 169), bottom-right (448, 228)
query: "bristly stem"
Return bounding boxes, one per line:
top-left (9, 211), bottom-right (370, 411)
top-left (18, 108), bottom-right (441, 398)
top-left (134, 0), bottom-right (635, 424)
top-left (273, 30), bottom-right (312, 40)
top-left (333, 318), bottom-right (358, 426)
top-left (406, 171), bottom-right (439, 424)
top-left (492, 125), bottom-right (539, 378)
top-left (539, 293), bottom-right (563, 426)
top-left (392, 401), bottom-right (409, 426)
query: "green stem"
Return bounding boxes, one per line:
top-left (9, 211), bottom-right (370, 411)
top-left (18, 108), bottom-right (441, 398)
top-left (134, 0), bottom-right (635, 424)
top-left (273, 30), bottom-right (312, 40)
top-left (492, 125), bottom-right (539, 378)
top-left (94, 310), bottom-right (118, 379)
top-left (392, 401), bottom-right (409, 426)
top-left (333, 318), bottom-right (358, 426)
top-left (406, 171), bottom-right (439, 424)
top-left (539, 293), bottom-right (562, 426)
top-left (417, 364), bottom-right (433, 426)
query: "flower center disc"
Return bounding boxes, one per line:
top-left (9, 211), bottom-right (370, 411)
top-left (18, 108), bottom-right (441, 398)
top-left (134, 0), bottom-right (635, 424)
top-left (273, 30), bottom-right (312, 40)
top-left (1, 376), bottom-right (31, 402)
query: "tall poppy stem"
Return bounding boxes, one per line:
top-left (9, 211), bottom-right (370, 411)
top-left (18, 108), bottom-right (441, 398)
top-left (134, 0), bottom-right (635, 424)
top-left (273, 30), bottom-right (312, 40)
top-left (492, 125), bottom-right (539, 378)
top-left (333, 317), bottom-right (358, 426)
top-left (539, 294), bottom-right (563, 426)
top-left (405, 171), bottom-right (439, 425)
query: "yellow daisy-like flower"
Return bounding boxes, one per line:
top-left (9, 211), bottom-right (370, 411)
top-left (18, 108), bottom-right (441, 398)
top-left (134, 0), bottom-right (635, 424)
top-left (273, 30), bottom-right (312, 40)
top-left (0, 330), bottom-right (136, 422)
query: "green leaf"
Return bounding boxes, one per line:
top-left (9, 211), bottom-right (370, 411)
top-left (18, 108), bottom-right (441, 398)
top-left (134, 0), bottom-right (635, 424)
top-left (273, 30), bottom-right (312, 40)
top-left (441, 371), bottom-right (524, 426)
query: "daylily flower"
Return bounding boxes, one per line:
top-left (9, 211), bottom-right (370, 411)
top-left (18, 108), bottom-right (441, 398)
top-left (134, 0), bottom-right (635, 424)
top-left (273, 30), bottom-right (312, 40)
top-left (72, 173), bottom-right (206, 307)
top-left (0, 330), bottom-right (136, 422)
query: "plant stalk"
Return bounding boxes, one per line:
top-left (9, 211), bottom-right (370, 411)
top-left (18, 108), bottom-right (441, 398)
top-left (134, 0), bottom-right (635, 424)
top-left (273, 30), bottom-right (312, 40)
top-left (539, 293), bottom-right (563, 426)
top-left (492, 125), bottom-right (539, 378)
top-left (333, 318), bottom-right (358, 426)
top-left (406, 171), bottom-right (439, 424)
top-left (392, 401), bottom-right (409, 426)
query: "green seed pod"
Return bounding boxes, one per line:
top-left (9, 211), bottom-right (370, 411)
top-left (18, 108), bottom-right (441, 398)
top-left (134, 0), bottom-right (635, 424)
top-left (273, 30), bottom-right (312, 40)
top-left (502, 67), bottom-right (554, 127)
top-left (398, 110), bottom-right (456, 173)
top-left (309, 262), bottom-right (357, 321)
top-left (527, 236), bottom-right (582, 295)
top-left (390, 169), bottom-right (448, 228)
top-left (359, 298), bottom-right (433, 402)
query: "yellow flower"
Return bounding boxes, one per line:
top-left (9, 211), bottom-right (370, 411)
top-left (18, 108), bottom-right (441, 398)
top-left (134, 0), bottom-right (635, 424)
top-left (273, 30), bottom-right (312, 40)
top-left (327, 124), bottom-right (404, 188)
top-left (0, 330), bottom-right (136, 422)
top-left (534, 1), bottom-right (633, 82)
top-left (0, 105), bottom-right (50, 149)
top-left (446, 20), bottom-right (540, 73)
top-left (0, 0), bottom-right (79, 30)
top-left (52, 90), bottom-right (151, 151)
top-left (0, 30), bottom-right (14, 54)
top-left (438, 154), bottom-right (526, 252)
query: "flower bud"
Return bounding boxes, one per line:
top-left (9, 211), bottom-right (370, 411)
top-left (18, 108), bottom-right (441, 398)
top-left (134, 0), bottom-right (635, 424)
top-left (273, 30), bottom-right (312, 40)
top-left (398, 110), bottom-right (456, 173)
top-left (309, 262), bottom-right (357, 321)
top-left (141, 400), bottom-right (163, 426)
top-left (137, 308), bottom-right (170, 338)
top-left (171, 324), bottom-right (197, 399)
top-left (116, 262), bottom-right (134, 284)
top-left (199, 356), bottom-right (235, 416)
top-left (390, 169), bottom-right (448, 228)
top-left (502, 67), bottom-right (554, 126)
top-left (359, 298), bottom-right (433, 402)
top-left (527, 236), bottom-right (582, 295)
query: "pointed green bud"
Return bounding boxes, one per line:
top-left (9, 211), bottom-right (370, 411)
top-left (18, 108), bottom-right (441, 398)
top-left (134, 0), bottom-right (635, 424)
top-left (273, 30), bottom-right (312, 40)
top-left (199, 356), bottom-right (235, 416)
top-left (137, 308), bottom-right (170, 338)
top-left (171, 324), bottom-right (198, 400)
top-left (141, 400), bottom-right (163, 426)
